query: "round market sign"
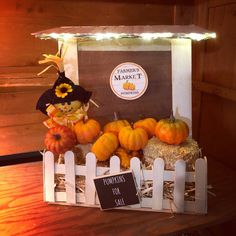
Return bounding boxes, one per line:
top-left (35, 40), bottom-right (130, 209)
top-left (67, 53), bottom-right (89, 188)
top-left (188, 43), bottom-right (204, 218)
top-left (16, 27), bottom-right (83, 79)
top-left (110, 62), bottom-right (148, 100)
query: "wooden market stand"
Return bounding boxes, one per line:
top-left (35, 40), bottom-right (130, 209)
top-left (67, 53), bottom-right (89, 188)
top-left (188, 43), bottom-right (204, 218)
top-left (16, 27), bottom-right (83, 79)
top-left (3, 25), bottom-right (236, 235)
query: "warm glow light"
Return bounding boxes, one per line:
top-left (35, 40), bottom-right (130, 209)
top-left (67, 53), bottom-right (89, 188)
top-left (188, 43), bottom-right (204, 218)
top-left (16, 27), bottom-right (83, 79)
top-left (187, 32), bottom-right (216, 41)
top-left (40, 32), bottom-right (216, 41)
top-left (140, 32), bottom-right (174, 40)
top-left (48, 33), bottom-right (74, 40)
top-left (188, 33), bottom-right (206, 41)
top-left (49, 33), bottom-right (60, 39)
top-left (93, 33), bottom-right (120, 40)
top-left (62, 33), bottom-right (74, 40)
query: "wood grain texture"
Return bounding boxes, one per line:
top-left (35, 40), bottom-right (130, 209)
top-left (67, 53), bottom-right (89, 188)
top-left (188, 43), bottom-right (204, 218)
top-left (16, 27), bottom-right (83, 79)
top-left (203, 2), bottom-right (236, 89)
top-left (198, 93), bottom-right (236, 169)
top-left (0, 157), bottom-right (236, 235)
top-left (0, 0), bottom-right (193, 156)
top-left (193, 80), bottom-right (236, 103)
top-left (0, 0), bottom-right (175, 67)
top-left (79, 51), bottom-right (172, 125)
top-left (193, 0), bottom-right (236, 169)
top-left (0, 123), bottom-right (47, 155)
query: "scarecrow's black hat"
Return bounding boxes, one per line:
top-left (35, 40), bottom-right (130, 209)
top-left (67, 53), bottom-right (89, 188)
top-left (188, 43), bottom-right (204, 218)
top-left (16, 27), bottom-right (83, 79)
top-left (36, 72), bottom-right (92, 114)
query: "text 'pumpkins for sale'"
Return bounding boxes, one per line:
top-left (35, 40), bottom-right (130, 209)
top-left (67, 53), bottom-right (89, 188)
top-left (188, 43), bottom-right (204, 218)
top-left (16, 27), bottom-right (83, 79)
top-left (45, 126), bottom-right (77, 155)
top-left (92, 133), bottom-right (119, 161)
top-left (118, 126), bottom-right (148, 151)
top-left (74, 119), bottom-right (101, 144)
top-left (155, 113), bottom-right (189, 145)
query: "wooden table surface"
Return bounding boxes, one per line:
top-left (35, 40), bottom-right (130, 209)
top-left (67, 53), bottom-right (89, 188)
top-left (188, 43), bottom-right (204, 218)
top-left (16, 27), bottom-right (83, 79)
top-left (0, 158), bottom-right (236, 236)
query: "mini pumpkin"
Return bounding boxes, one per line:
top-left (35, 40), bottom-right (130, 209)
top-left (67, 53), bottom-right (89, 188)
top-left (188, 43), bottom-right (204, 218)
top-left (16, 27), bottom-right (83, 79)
top-left (44, 126), bottom-right (77, 155)
top-left (91, 133), bottom-right (119, 161)
top-left (155, 112), bottom-right (189, 145)
top-left (115, 147), bottom-right (143, 169)
top-left (115, 147), bottom-right (132, 169)
top-left (133, 118), bottom-right (157, 138)
top-left (103, 119), bottom-right (130, 136)
top-left (118, 126), bottom-right (148, 151)
top-left (74, 119), bottom-right (101, 144)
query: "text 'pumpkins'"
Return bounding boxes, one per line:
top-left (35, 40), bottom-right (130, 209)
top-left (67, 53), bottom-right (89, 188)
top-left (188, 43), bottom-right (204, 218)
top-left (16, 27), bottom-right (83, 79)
top-left (74, 119), bottom-right (101, 144)
top-left (45, 126), bottom-right (77, 155)
top-left (118, 126), bottom-right (148, 151)
top-left (91, 133), bottom-right (119, 161)
top-left (155, 113), bottom-right (189, 145)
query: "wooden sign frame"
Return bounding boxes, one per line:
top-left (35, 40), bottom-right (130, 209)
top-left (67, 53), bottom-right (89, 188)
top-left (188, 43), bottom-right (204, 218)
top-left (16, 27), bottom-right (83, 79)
top-left (93, 170), bottom-right (140, 210)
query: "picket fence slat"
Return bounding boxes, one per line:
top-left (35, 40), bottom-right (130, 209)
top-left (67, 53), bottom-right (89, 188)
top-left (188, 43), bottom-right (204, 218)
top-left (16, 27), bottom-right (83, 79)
top-left (65, 151), bottom-right (76, 204)
top-left (130, 157), bottom-right (142, 208)
top-left (152, 158), bottom-right (164, 210)
top-left (110, 155), bottom-right (120, 173)
top-left (44, 151), bottom-right (55, 202)
top-left (85, 153), bottom-right (97, 204)
top-left (173, 160), bottom-right (186, 213)
top-left (43, 151), bottom-right (207, 214)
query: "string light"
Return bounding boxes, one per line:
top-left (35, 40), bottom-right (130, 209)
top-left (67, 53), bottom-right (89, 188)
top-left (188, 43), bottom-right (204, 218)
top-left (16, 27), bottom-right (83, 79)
top-left (48, 33), bottom-right (74, 40)
top-left (140, 32), bottom-right (174, 40)
top-left (93, 33), bottom-right (120, 40)
top-left (40, 32), bottom-right (216, 41)
top-left (187, 32), bottom-right (216, 41)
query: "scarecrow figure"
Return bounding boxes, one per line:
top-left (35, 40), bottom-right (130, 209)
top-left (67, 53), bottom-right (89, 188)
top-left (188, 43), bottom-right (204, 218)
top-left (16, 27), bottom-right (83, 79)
top-left (36, 52), bottom-right (92, 129)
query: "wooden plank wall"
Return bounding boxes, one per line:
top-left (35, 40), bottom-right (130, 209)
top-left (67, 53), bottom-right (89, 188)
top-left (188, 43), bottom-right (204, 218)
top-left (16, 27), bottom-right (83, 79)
top-left (0, 0), bottom-right (193, 156)
top-left (80, 51), bottom-right (172, 125)
top-left (193, 0), bottom-right (236, 170)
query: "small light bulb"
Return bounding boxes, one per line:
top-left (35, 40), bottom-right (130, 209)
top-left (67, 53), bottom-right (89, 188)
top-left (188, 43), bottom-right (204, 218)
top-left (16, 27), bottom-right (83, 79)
top-left (93, 33), bottom-right (120, 40)
top-left (49, 33), bottom-right (60, 39)
top-left (62, 33), bottom-right (73, 40)
top-left (140, 33), bottom-right (155, 40)
top-left (188, 33), bottom-right (205, 41)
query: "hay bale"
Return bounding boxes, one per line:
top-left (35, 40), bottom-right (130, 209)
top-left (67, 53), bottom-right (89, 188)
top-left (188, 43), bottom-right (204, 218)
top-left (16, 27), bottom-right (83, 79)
top-left (143, 137), bottom-right (201, 171)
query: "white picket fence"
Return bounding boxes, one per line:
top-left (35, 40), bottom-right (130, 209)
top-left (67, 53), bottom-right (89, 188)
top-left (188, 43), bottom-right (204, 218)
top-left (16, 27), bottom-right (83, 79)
top-left (43, 151), bottom-right (207, 214)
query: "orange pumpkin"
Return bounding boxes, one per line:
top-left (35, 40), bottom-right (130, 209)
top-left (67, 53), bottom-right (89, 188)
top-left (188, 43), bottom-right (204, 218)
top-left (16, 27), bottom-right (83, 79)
top-left (133, 118), bottom-right (157, 138)
top-left (155, 113), bottom-right (189, 145)
top-left (91, 133), bottom-right (119, 161)
top-left (123, 81), bottom-right (130, 90)
top-left (45, 126), bottom-right (77, 155)
top-left (115, 147), bottom-right (143, 169)
top-left (103, 119), bottom-right (130, 136)
top-left (74, 119), bottom-right (101, 144)
top-left (115, 147), bottom-right (132, 169)
top-left (118, 126), bottom-right (148, 151)
top-left (123, 81), bottom-right (136, 90)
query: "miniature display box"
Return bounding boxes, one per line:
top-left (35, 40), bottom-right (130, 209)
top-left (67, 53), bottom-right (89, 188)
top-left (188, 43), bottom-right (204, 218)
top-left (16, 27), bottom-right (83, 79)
top-left (33, 25), bottom-right (216, 214)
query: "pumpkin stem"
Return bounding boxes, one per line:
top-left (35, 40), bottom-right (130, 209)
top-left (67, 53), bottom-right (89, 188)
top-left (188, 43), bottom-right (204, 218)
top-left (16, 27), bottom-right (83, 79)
top-left (170, 110), bottom-right (175, 122)
top-left (53, 133), bottom-right (61, 140)
top-left (114, 112), bottom-right (118, 121)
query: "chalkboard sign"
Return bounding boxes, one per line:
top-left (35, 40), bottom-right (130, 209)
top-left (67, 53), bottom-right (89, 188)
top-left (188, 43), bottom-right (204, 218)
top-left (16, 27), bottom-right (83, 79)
top-left (93, 170), bottom-right (140, 210)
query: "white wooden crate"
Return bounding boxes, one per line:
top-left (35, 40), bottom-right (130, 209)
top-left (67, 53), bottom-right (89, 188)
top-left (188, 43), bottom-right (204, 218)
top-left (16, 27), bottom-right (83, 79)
top-left (43, 151), bottom-right (207, 214)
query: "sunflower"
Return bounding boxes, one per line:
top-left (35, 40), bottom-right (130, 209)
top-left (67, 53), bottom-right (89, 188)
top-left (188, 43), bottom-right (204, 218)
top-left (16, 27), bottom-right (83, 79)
top-left (55, 83), bottom-right (73, 98)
